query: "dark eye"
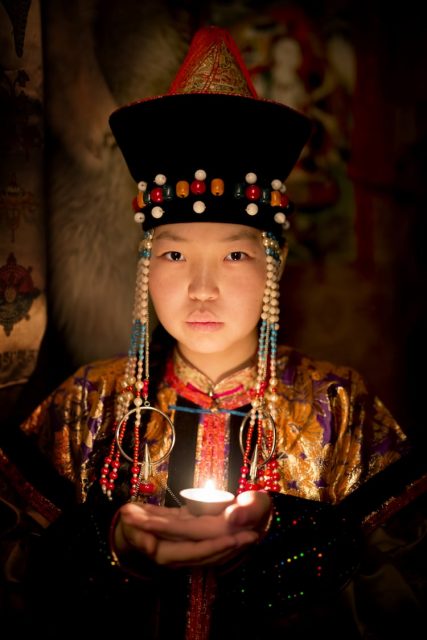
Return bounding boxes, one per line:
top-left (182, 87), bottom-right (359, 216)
top-left (165, 251), bottom-right (184, 261)
top-left (226, 251), bottom-right (247, 261)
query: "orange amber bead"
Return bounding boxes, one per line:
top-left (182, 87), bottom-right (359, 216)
top-left (211, 178), bottom-right (224, 195)
top-left (137, 191), bottom-right (146, 208)
top-left (176, 180), bottom-right (189, 197)
top-left (270, 190), bottom-right (281, 206)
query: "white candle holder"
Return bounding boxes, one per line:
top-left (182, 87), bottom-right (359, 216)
top-left (180, 481), bottom-right (235, 516)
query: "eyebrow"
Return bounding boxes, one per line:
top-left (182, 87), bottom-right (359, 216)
top-left (154, 229), bottom-right (261, 242)
top-left (154, 231), bottom-right (189, 242)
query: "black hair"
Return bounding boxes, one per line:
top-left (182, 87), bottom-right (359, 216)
top-left (148, 322), bottom-right (176, 398)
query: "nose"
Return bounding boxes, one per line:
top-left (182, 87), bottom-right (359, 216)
top-left (188, 263), bottom-right (219, 301)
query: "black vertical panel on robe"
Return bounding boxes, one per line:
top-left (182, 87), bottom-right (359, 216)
top-left (164, 397), bottom-right (251, 505)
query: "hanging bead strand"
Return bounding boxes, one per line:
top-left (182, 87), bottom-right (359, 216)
top-left (237, 231), bottom-right (281, 494)
top-left (263, 232), bottom-right (281, 492)
top-left (99, 230), bottom-right (154, 500)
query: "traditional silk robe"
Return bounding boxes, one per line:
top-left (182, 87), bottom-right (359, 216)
top-left (20, 345), bottom-right (406, 509)
top-left (1, 345), bottom-right (420, 639)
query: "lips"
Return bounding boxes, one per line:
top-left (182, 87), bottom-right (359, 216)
top-left (186, 312), bottom-right (223, 332)
top-left (186, 321), bottom-right (224, 332)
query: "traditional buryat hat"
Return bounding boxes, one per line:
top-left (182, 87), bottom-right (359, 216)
top-left (109, 25), bottom-right (312, 237)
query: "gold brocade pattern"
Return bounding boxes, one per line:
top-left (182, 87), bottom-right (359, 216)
top-left (173, 40), bottom-right (253, 96)
top-left (171, 348), bottom-right (257, 403)
top-left (20, 346), bottom-right (408, 505)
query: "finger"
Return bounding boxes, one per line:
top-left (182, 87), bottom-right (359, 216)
top-left (123, 502), bottom-right (182, 518)
top-left (118, 519), bottom-right (159, 558)
top-left (139, 503), bottom-right (184, 516)
top-left (119, 504), bottom-right (224, 542)
top-left (225, 491), bottom-right (272, 530)
top-left (156, 530), bottom-right (259, 567)
top-left (138, 511), bottom-right (230, 541)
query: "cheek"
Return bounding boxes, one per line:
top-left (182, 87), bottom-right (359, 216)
top-left (238, 266), bottom-right (266, 294)
top-left (149, 271), bottom-right (172, 314)
top-left (231, 271), bottom-right (266, 313)
top-left (149, 267), bottom-right (188, 326)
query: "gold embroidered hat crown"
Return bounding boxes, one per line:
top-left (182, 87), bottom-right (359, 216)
top-left (109, 25), bottom-right (312, 236)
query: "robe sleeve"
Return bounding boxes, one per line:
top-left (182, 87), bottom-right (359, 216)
top-left (215, 491), bottom-right (362, 632)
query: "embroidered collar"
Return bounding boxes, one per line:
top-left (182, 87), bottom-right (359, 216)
top-left (164, 348), bottom-right (257, 411)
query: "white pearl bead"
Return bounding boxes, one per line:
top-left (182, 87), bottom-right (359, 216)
top-left (134, 212), bottom-right (145, 223)
top-left (245, 172), bottom-right (257, 184)
top-left (137, 181), bottom-right (147, 192)
top-left (274, 212), bottom-right (286, 224)
top-left (154, 174), bottom-right (167, 185)
top-left (271, 179), bottom-right (282, 190)
top-left (134, 397), bottom-right (143, 407)
top-left (246, 203), bottom-right (258, 216)
top-left (193, 200), bottom-right (206, 213)
top-left (152, 206), bottom-right (164, 219)
top-left (195, 169), bottom-right (207, 181)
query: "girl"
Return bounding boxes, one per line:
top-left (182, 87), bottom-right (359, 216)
top-left (6, 25), bottom-right (413, 640)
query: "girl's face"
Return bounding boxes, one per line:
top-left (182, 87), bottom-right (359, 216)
top-left (149, 222), bottom-right (269, 378)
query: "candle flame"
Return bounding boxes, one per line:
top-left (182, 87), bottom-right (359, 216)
top-left (204, 479), bottom-right (216, 491)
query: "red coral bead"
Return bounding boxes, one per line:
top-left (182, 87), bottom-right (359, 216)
top-left (151, 187), bottom-right (164, 202)
top-left (245, 185), bottom-right (262, 200)
top-left (132, 196), bottom-right (140, 212)
top-left (190, 180), bottom-right (206, 194)
top-left (245, 482), bottom-right (260, 491)
top-left (280, 193), bottom-right (289, 207)
top-left (139, 482), bottom-right (155, 495)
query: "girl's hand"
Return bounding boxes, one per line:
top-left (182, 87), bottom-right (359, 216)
top-left (113, 490), bottom-right (272, 569)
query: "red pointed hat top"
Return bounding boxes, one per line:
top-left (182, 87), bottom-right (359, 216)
top-left (168, 25), bottom-right (258, 97)
top-left (109, 25), bottom-right (312, 237)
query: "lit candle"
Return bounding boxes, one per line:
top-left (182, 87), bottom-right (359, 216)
top-left (180, 479), bottom-right (235, 516)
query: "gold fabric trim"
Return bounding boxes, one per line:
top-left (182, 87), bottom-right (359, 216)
top-left (176, 41), bottom-right (253, 96)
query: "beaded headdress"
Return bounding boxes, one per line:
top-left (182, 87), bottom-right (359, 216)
top-left (101, 25), bottom-right (312, 501)
top-left (109, 25), bottom-right (311, 238)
